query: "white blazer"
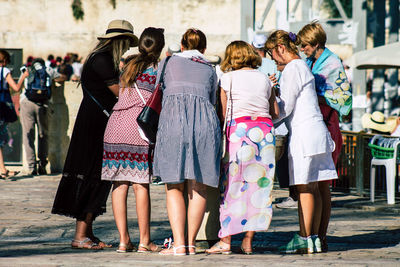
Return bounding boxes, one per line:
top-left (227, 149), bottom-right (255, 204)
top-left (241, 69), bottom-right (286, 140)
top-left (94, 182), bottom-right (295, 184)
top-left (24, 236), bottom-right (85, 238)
top-left (277, 59), bottom-right (335, 157)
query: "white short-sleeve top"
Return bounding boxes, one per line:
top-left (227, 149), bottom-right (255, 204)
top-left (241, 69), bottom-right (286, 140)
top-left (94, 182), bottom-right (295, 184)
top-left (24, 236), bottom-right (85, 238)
top-left (220, 69), bottom-right (273, 119)
top-left (278, 59), bottom-right (335, 157)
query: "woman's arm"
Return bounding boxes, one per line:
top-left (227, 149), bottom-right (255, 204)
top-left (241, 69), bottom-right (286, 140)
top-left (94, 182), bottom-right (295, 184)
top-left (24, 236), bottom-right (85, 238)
top-left (269, 88), bottom-right (279, 119)
top-left (6, 72), bottom-right (28, 92)
top-left (107, 84), bottom-right (119, 97)
top-left (220, 87), bottom-right (227, 121)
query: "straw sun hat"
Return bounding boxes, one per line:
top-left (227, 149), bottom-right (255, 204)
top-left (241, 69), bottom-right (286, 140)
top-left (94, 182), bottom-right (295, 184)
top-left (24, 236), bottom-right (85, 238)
top-left (361, 111), bottom-right (397, 133)
top-left (98, 20), bottom-right (139, 47)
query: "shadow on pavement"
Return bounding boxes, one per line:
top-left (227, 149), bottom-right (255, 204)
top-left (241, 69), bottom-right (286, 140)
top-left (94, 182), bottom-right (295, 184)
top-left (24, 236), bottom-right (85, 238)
top-left (0, 218), bottom-right (172, 258)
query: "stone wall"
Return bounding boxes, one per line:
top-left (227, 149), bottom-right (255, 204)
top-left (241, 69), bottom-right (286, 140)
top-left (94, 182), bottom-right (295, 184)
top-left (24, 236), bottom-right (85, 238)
top-left (0, 0), bottom-right (251, 60)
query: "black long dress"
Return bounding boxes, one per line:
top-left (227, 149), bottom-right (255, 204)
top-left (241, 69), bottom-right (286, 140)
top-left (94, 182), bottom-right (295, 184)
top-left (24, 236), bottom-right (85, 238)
top-left (52, 52), bottom-right (118, 220)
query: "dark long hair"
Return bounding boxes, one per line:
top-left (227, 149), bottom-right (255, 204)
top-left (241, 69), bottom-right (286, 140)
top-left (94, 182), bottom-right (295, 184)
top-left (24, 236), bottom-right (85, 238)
top-left (121, 27), bottom-right (165, 87)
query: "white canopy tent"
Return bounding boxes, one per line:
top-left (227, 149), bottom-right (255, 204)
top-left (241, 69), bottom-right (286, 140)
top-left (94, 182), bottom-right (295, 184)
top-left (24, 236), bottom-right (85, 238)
top-left (347, 42), bottom-right (400, 69)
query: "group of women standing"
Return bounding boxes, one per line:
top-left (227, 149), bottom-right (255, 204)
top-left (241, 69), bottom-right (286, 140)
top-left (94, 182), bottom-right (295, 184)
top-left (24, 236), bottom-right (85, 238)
top-left (51, 19), bottom-right (350, 255)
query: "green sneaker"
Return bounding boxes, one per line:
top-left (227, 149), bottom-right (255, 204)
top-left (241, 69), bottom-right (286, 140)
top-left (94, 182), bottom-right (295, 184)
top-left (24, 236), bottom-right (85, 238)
top-left (279, 233), bottom-right (314, 254)
top-left (312, 236), bottom-right (322, 253)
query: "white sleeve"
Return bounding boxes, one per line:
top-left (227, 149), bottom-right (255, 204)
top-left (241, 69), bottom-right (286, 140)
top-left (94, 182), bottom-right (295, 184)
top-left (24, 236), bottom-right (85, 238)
top-left (3, 67), bottom-right (11, 79)
top-left (46, 67), bottom-right (61, 80)
top-left (220, 73), bottom-right (231, 92)
top-left (278, 63), bottom-right (303, 119)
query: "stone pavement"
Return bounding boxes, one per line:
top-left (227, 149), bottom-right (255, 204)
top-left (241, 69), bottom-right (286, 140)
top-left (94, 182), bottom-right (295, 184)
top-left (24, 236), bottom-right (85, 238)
top-left (0, 172), bottom-right (399, 266)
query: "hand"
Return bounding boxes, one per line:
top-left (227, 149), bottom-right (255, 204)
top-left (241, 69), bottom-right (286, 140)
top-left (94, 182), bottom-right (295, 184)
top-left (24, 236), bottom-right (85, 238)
top-left (21, 70), bottom-right (29, 79)
top-left (268, 73), bottom-right (278, 87)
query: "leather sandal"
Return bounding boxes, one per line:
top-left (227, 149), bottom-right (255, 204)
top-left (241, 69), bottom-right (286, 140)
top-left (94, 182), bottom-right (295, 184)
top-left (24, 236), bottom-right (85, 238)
top-left (137, 242), bottom-right (162, 253)
top-left (71, 238), bottom-right (102, 250)
top-left (116, 242), bottom-right (136, 253)
top-left (159, 245), bottom-right (186, 256)
top-left (91, 236), bottom-right (112, 248)
top-left (205, 241), bottom-right (232, 255)
top-left (240, 245), bottom-right (253, 255)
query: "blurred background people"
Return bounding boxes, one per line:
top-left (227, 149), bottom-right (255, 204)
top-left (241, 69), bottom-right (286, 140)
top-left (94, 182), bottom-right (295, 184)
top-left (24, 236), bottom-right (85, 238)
top-left (20, 57), bottom-right (66, 176)
top-left (45, 54), bottom-right (54, 68)
top-left (0, 49), bottom-right (28, 179)
top-left (71, 53), bottom-right (83, 81)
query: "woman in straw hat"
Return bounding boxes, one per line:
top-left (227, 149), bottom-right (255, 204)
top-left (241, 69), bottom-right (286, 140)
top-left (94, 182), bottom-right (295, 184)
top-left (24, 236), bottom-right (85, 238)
top-left (265, 30), bottom-right (337, 254)
top-left (52, 20), bottom-right (138, 250)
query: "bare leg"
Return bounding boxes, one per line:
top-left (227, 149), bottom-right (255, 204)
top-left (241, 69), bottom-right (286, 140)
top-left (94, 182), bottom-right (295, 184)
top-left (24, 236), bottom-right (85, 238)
top-left (0, 148), bottom-right (7, 174)
top-left (221, 235), bottom-right (231, 247)
top-left (132, 183), bottom-right (157, 250)
top-left (0, 148), bottom-right (18, 176)
top-left (112, 181), bottom-right (131, 245)
top-left (162, 182), bottom-right (186, 254)
top-left (241, 231), bottom-right (255, 253)
top-left (70, 213), bottom-right (101, 249)
top-left (187, 180), bottom-right (207, 252)
top-left (296, 183), bottom-right (317, 237)
top-left (318, 181), bottom-right (331, 238)
top-left (312, 184), bottom-right (322, 236)
top-left (74, 216), bottom-right (91, 241)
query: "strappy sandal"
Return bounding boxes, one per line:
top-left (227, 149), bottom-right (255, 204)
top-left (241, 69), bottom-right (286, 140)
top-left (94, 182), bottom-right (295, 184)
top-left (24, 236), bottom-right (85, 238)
top-left (116, 242), bottom-right (136, 253)
top-left (186, 245), bottom-right (196, 255)
top-left (159, 245), bottom-right (186, 256)
top-left (91, 236), bottom-right (112, 248)
top-left (240, 245), bottom-right (253, 255)
top-left (0, 170), bottom-right (19, 179)
top-left (71, 238), bottom-right (102, 250)
top-left (205, 241), bottom-right (232, 255)
top-left (137, 242), bottom-right (162, 253)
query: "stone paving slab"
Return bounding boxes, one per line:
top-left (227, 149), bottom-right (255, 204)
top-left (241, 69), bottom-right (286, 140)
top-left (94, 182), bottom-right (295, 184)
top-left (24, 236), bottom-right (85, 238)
top-left (0, 173), bottom-right (399, 266)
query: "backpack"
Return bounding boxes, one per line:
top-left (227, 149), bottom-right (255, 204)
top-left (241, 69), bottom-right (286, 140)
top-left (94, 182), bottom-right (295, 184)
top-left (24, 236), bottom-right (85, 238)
top-left (26, 62), bottom-right (51, 103)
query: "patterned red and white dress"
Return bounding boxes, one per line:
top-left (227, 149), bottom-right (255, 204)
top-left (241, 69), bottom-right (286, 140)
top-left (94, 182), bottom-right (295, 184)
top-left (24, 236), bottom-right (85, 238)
top-left (101, 67), bottom-right (157, 183)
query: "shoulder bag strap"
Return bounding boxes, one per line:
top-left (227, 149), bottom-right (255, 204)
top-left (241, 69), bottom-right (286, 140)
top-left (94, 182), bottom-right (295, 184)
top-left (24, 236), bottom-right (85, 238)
top-left (79, 82), bottom-right (111, 117)
top-left (159, 56), bottom-right (171, 86)
top-left (222, 74), bottom-right (232, 134)
top-left (135, 56), bottom-right (172, 104)
top-left (134, 82), bottom-right (146, 105)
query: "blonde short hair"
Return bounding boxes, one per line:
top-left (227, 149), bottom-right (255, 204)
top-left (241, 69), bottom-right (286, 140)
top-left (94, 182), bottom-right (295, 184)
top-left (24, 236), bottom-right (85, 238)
top-left (297, 21), bottom-right (327, 47)
top-left (265, 30), bottom-right (300, 56)
top-left (220, 40), bottom-right (261, 72)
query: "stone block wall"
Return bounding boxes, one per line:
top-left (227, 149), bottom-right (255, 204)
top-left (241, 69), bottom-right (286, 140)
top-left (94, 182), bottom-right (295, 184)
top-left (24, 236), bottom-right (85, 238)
top-left (47, 81), bottom-right (82, 173)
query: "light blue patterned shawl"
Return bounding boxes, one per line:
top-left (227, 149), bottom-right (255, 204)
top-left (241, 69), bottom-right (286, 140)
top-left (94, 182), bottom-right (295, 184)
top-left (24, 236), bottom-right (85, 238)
top-left (306, 47), bottom-right (352, 116)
